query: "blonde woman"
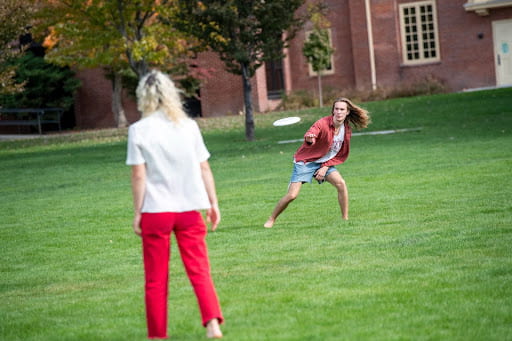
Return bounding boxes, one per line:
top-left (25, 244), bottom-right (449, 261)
top-left (264, 98), bottom-right (370, 228)
top-left (126, 70), bottom-right (223, 339)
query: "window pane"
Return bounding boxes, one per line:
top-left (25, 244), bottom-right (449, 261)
top-left (401, 1), bottom-right (438, 63)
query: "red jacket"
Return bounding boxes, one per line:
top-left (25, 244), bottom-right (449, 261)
top-left (294, 115), bottom-right (352, 167)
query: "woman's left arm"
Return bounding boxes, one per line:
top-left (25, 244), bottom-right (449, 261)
top-left (131, 164), bottom-right (146, 236)
top-left (200, 160), bottom-right (221, 231)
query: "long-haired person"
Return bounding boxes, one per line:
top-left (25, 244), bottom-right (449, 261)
top-left (126, 70), bottom-right (223, 339)
top-left (264, 98), bottom-right (370, 228)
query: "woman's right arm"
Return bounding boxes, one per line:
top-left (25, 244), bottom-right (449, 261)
top-left (131, 164), bottom-right (146, 236)
top-left (304, 119), bottom-right (324, 145)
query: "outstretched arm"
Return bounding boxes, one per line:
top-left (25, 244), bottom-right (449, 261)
top-left (304, 120), bottom-right (322, 145)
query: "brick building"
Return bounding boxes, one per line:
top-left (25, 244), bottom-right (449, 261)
top-left (74, 0), bottom-right (512, 128)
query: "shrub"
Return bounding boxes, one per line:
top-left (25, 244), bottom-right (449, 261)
top-left (277, 89), bottom-right (317, 110)
top-left (276, 75), bottom-right (448, 110)
top-left (387, 75), bottom-right (447, 98)
top-left (0, 51), bottom-right (81, 110)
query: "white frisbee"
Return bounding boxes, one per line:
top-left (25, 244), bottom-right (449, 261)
top-left (273, 116), bottom-right (301, 126)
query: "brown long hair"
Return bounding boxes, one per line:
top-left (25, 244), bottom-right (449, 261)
top-left (331, 97), bottom-right (371, 129)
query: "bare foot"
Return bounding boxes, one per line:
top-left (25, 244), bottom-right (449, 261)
top-left (206, 319), bottom-right (223, 339)
top-left (263, 217), bottom-right (275, 228)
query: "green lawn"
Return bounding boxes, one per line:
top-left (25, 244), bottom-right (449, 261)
top-left (1, 88), bottom-right (511, 340)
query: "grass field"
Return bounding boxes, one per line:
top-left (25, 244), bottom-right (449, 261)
top-left (1, 88), bottom-right (511, 340)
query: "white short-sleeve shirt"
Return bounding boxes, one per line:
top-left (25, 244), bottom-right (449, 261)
top-left (315, 124), bottom-right (345, 164)
top-left (126, 110), bottom-right (211, 213)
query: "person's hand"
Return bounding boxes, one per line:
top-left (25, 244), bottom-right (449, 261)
top-left (305, 133), bottom-right (317, 145)
top-left (206, 204), bottom-right (221, 231)
top-left (133, 213), bottom-right (142, 236)
top-left (314, 166), bottom-right (328, 181)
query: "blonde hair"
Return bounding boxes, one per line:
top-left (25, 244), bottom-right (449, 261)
top-left (331, 97), bottom-right (371, 129)
top-left (136, 70), bottom-right (188, 123)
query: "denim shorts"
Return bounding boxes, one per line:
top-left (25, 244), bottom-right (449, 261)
top-left (290, 162), bottom-right (338, 184)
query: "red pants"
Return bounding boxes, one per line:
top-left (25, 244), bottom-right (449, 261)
top-left (141, 211), bottom-right (223, 339)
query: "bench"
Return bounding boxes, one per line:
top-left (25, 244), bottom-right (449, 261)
top-left (0, 108), bottom-right (64, 134)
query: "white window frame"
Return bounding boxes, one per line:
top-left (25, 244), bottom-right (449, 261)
top-left (399, 0), bottom-right (441, 65)
top-left (306, 29), bottom-right (335, 76)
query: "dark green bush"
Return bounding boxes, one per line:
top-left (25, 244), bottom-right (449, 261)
top-left (0, 51), bottom-right (81, 110)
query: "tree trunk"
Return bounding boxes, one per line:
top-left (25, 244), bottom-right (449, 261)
top-left (134, 60), bottom-right (149, 79)
top-left (241, 62), bottom-right (255, 141)
top-left (112, 72), bottom-right (128, 128)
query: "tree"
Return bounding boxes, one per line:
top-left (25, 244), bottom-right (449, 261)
top-left (173, 0), bottom-right (306, 141)
top-left (0, 0), bottom-right (33, 96)
top-left (302, 5), bottom-right (333, 107)
top-left (0, 51), bottom-right (80, 111)
top-left (34, 0), bottom-right (199, 127)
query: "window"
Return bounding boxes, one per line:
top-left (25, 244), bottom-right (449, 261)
top-left (399, 1), bottom-right (440, 65)
top-left (306, 29), bottom-right (335, 76)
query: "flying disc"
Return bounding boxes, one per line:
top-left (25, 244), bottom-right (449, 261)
top-left (273, 116), bottom-right (301, 126)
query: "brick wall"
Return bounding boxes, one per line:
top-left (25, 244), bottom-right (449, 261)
top-left (195, 51), bottom-right (245, 117)
top-left (71, 0), bottom-right (512, 129)
top-left (429, 0), bottom-right (512, 90)
top-left (74, 68), bottom-right (139, 129)
top-left (365, 0), bottom-right (512, 91)
top-left (286, 0), bottom-right (357, 95)
top-left (289, 0), bottom-right (512, 93)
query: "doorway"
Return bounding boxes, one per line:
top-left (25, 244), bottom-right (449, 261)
top-left (493, 19), bottom-right (512, 86)
top-left (265, 59), bottom-right (285, 99)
